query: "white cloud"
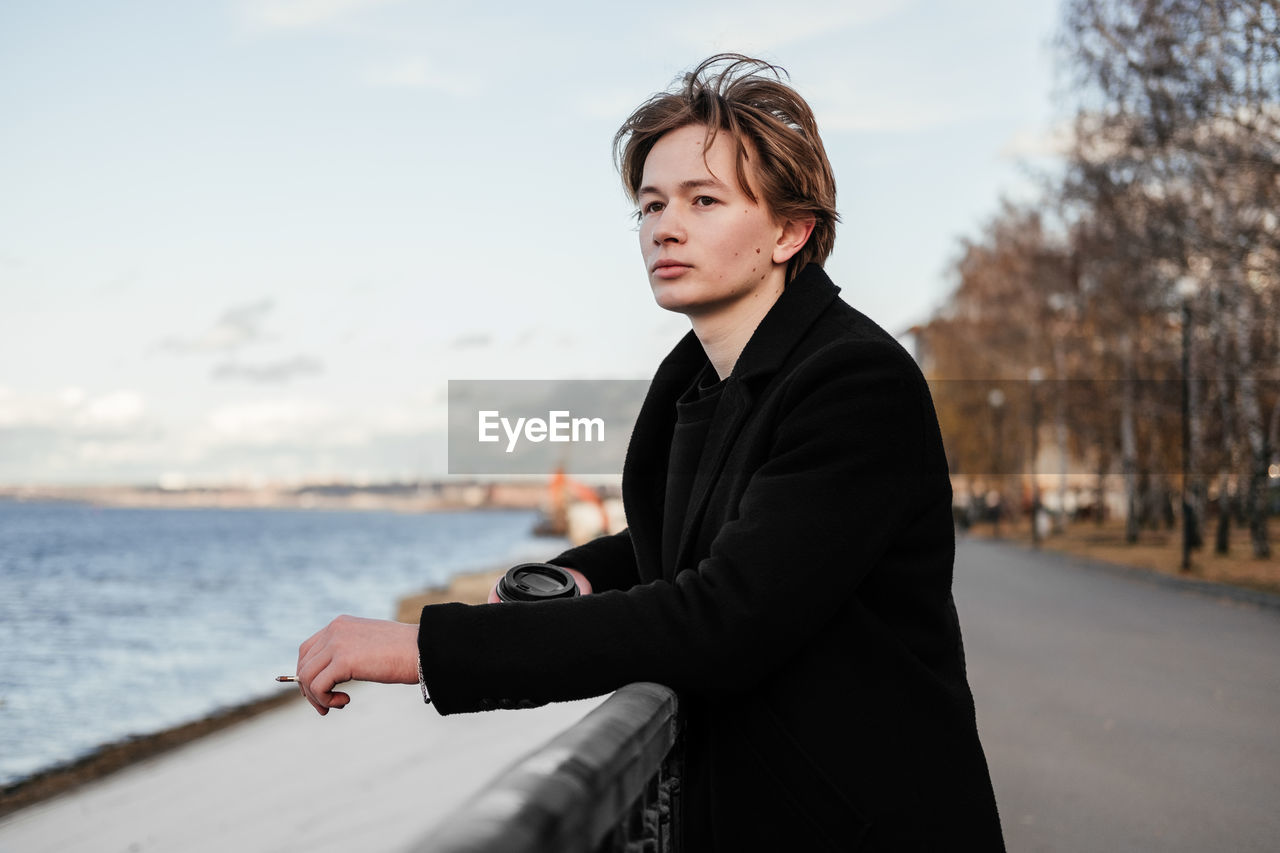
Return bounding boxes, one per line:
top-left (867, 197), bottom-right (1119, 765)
top-left (0, 387), bottom-right (54, 428)
top-left (677, 0), bottom-right (914, 52)
top-left (212, 356), bottom-right (325, 384)
top-left (364, 399), bottom-right (446, 433)
top-left (75, 440), bottom-right (153, 464)
top-left (0, 388), bottom-right (164, 482)
top-left (0, 382), bottom-right (448, 483)
top-left (577, 90), bottom-right (646, 122)
top-left (1000, 121), bottom-right (1074, 160)
top-left (0, 385), bottom-right (450, 483)
top-left (205, 399), bottom-right (336, 445)
top-left (158, 299), bottom-right (276, 355)
top-left (241, 0), bottom-right (403, 31)
top-left (804, 62), bottom-right (999, 135)
top-left (447, 332), bottom-right (490, 350)
top-left (58, 387), bottom-right (87, 408)
top-left (80, 392), bottom-right (146, 428)
top-left (200, 396), bottom-right (444, 447)
top-left (363, 58), bottom-right (478, 95)
top-left (0, 388), bottom-right (145, 431)
top-left (818, 99), bottom-right (965, 133)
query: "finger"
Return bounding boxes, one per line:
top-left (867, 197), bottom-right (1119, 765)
top-left (299, 679), bottom-right (329, 715)
top-left (487, 583), bottom-right (501, 604)
top-left (297, 649), bottom-right (334, 714)
top-left (297, 635), bottom-right (323, 688)
top-left (314, 661), bottom-right (353, 710)
top-left (298, 626), bottom-right (325, 659)
top-left (306, 675), bottom-right (350, 711)
top-left (564, 567), bottom-right (593, 595)
top-left (298, 614), bottom-right (349, 663)
top-left (299, 674), bottom-right (330, 715)
top-left (293, 680), bottom-right (326, 713)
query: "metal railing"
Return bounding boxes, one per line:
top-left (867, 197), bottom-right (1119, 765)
top-left (408, 682), bottom-right (681, 853)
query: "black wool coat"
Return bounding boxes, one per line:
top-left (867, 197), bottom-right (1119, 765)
top-left (418, 264), bottom-right (1005, 851)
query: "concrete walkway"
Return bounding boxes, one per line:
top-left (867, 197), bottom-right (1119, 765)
top-left (956, 537), bottom-right (1280, 852)
top-left (0, 686), bottom-right (602, 853)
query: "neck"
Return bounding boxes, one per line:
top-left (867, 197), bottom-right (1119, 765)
top-left (689, 278), bottom-right (786, 380)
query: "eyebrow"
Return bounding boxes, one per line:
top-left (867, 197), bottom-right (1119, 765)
top-left (637, 177), bottom-right (729, 197)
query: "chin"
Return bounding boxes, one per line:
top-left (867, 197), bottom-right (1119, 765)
top-left (651, 288), bottom-right (703, 316)
top-left (653, 299), bottom-right (696, 317)
top-left (653, 285), bottom-right (738, 319)
top-left (650, 283), bottom-right (682, 309)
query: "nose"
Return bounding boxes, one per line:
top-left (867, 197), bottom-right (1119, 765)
top-left (650, 207), bottom-right (685, 244)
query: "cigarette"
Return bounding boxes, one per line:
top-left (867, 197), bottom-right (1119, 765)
top-left (276, 675), bottom-right (301, 683)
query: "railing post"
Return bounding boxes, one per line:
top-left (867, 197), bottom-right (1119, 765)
top-left (596, 729), bottom-right (682, 853)
top-left (409, 683), bottom-right (680, 853)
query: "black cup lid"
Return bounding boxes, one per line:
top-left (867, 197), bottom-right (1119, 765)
top-left (496, 563), bottom-right (579, 602)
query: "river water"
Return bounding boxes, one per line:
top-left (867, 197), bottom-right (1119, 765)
top-left (0, 500), bottom-right (560, 785)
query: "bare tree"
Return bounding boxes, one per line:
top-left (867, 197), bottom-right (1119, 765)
top-left (1059, 0), bottom-right (1278, 556)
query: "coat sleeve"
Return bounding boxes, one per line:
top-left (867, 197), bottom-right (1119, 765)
top-left (545, 528), bottom-right (640, 594)
top-left (417, 338), bottom-right (935, 713)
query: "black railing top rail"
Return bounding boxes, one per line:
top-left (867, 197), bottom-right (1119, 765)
top-left (407, 682), bottom-right (679, 853)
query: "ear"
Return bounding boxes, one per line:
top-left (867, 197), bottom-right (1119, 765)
top-left (772, 216), bottom-right (817, 265)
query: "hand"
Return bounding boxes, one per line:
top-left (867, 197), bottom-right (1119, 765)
top-left (487, 567), bottom-right (594, 603)
top-left (295, 615), bottom-right (419, 715)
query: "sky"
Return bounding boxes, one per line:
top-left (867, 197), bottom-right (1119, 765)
top-left (0, 0), bottom-right (1068, 486)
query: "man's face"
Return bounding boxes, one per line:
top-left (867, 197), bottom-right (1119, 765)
top-left (637, 124), bottom-right (788, 319)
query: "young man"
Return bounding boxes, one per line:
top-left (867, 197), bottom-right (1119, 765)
top-left (296, 54), bottom-right (1005, 851)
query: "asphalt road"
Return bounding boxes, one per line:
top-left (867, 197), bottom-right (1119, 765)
top-left (954, 537), bottom-right (1280, 852)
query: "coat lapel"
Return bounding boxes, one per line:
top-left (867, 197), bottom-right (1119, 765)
top-left (669, 376), bottom-right (752, 577)
top-left (669, 265), bottom-right (843, 578)
top-left (622, 331), bottom-right (707, 582)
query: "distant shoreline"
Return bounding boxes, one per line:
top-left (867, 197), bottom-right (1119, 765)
top-left (0, 480), bottom-right (574, 514)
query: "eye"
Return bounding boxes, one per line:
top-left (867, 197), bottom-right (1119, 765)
top-left (693, 195), bottom-right (719, 208)
top-left (640, 200), bottom-right (665, 215)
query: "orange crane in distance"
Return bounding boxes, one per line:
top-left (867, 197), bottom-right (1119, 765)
top-left (535, 466), bottom-right (610, 538)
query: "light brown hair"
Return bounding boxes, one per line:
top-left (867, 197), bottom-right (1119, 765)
top-left (614, 54), bottom-right (839, 282)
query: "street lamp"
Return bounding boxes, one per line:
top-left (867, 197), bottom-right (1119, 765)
top-left (1177, 275), bottom-right (1198, 572)
top-left (1028, 367), bottom-right (1044, 547)
top-left (988, 388), bottom-right (1005, 537)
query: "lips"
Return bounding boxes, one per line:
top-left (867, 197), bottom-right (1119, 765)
top-left (651, 259), bottom-right (691, 278)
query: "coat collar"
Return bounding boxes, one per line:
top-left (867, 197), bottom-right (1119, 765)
top-left (626, 263), bottom-right (843, 581)
top-left (651, 262), bottom-right (842, 389)
top-left (727, 262), bottom-right (842, 385)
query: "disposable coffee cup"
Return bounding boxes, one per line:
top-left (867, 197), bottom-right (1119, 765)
top-left (495, 562), bottom-right (580, 602)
